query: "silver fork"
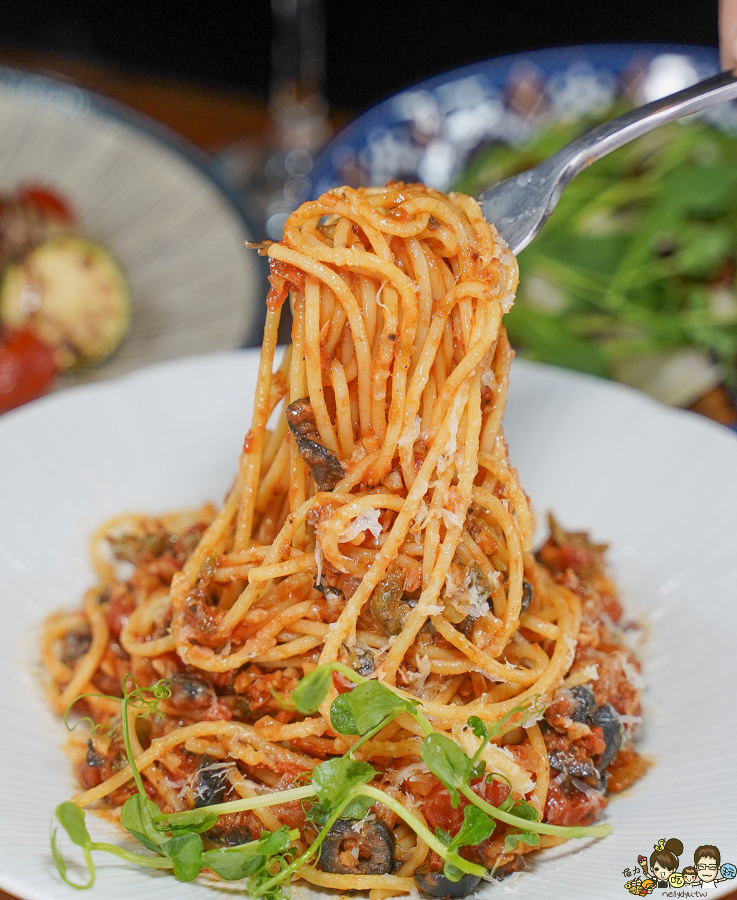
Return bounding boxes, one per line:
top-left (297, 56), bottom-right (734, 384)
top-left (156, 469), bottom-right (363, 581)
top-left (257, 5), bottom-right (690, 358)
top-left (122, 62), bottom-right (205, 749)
top-left (478, 69), bottom-right (737, 255)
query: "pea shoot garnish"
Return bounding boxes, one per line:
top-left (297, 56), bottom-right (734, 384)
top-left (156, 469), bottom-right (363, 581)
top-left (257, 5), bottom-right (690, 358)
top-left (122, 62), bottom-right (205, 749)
top-left (52, 667), bottom-right (612, 897)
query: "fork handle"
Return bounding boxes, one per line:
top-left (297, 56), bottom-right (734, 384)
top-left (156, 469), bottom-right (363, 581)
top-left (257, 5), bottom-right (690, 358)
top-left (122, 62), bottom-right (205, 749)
top-left (552, 68), bottom-right (737, 185)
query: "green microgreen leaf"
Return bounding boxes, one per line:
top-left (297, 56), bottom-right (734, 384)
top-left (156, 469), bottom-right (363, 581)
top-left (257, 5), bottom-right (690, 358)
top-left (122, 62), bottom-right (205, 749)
top-left (330, 679), bottom-right (417, 738)
top-left (467, 696), bottom-right (544, 767)
top-left (120, 793), bottom-right (166, 854)
top-left (55, 802), bottom-right (92, 849)
top-left (420, 733), bottom-right (472, 808)
top-left (311, 757), bottom-right (376, 807)
top-left (470, 759), bottom-right (487, 780)
top-left (159, 833), bottom-right (203, 882)
top-left (304, 799), bottom-right (331, 827)
top-left (504, 830), bottom-right (540, 852)
top-left (435, 827), bottom-right (453, 848)
top-left (291, 662), bottom-right (365, 714)
top-left (51, 803), bottom-right (96, 890)
top-left (351, 681), bottom-right (417, 734)
top-left (329, 692), bottom-right (357, 735)
top-left (291, 666), bottom-right (335, 714)
top-left (459, 781), bottom-right (611, 840)
top-left (510, 800), bottom-right (540, 822)
top-left (486, 772), bottom-right (514, 811)
top-left (167, 811), bottom-right (218, 837)
top-left (202, 827), bottom-right (296, 882)
top-left (448, 805), bottom-right (496, 852)
top-left (467, 715), bottom-right (488, 739)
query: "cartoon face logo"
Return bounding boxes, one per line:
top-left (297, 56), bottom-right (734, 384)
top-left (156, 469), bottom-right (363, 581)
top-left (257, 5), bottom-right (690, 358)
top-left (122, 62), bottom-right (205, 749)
top-left (652, 862), bottom-right (670, 881)
top-left (695, 846), bottom-right (721, 884)
top-left (626, 841), bottom-right (735, 894)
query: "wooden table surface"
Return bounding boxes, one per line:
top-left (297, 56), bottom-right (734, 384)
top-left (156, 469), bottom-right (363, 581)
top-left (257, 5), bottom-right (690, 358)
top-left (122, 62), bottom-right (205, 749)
top-left (0, 48), bottom-right (734, 900)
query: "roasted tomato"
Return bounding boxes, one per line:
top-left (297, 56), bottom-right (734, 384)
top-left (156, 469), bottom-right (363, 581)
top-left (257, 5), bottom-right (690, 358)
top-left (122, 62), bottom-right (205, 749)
top-left (0, 327), bottom-right (58, 411)
top-left (17, 185), bottom-right (76, 226)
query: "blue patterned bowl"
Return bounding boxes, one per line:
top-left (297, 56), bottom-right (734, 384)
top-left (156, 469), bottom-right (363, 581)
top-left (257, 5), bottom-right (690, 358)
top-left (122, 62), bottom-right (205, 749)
top-left (312, 44), bottom-right (726, 196)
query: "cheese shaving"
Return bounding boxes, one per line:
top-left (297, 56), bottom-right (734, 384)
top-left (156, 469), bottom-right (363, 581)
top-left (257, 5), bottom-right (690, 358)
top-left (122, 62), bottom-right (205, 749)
top-left (339, 508), bottom-right (383, 543)
top-left (398, 415), bottom-right (421, 453)
top-left (314, 540), bottom-right (323, 586)
top-left (621, 658), bottom-right (643, 690)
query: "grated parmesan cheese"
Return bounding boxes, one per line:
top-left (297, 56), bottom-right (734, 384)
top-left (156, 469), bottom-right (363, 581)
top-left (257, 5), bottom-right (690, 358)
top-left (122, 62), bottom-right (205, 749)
top-left (481, 369), bottom-right (496, 389)
top-left (437, 393), bottom-right (465, 473)
top-left (314, 541), bottom-right (323, 586)
top-left (441, 507), bottom-right (464, 530)
top-left (621, 658), bottom-right (644, 690)
top-left (389, 761), bottom-right (430, 786)
top-left (375, 280), bottom-right (388, 312)
top-left (398, 414), bottom-right (421, 453)
top-left (500, 291), bottom-right (515, 314)
top-left (412, 499), bottom-right (430, 534)
top-left (339, 508), bottom-right (383, 543)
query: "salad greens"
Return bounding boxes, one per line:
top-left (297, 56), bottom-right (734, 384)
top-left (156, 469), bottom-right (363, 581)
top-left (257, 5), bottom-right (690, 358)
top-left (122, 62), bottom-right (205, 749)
top-left (456, 114), bottom-right (737, 406)
top-left (53, 668), bottom-right (611, 897)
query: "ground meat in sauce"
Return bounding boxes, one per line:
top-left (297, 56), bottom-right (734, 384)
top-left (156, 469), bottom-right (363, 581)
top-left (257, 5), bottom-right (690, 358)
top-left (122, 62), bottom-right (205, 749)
top-left (285, 398), bottom-right (344, 491)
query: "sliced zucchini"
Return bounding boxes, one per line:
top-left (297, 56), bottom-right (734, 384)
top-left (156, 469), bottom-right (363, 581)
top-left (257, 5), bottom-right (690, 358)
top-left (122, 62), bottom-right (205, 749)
top-left (0, 235), bottom-right (131, 368)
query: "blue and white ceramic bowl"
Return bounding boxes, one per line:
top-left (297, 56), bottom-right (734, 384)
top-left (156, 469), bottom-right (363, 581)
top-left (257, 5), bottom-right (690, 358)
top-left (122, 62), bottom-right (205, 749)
top-left (312, 44), bottom-right (729, 196)
top-left (0, 68), bottom-right (264, 383)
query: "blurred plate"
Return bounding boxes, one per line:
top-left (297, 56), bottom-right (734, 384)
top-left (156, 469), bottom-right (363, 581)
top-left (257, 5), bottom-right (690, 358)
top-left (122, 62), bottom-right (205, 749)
top-left (0, 350), bottom-right (736, 899)
top-left (0, 68), bottom-right (265, 384)
top-left (311, 44), bottom-right (737, 419)
top-left (311, 43), bottom-right (726, 195)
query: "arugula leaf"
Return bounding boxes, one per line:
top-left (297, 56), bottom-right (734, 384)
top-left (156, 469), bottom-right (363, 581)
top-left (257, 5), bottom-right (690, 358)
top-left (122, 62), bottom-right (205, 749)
top-left (420, 733), bottom-right (472, 808)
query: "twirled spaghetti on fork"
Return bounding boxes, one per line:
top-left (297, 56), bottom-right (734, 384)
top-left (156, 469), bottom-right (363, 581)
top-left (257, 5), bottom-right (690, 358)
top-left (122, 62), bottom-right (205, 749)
top-left (44, 184), bottom-right (649, 897)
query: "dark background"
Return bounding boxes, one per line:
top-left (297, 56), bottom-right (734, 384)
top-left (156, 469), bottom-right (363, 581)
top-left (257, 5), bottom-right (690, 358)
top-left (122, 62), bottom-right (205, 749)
top-left (0, 0), bottom-right (720, 115)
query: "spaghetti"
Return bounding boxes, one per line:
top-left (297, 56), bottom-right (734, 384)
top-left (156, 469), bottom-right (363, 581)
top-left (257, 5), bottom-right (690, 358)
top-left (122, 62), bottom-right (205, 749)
top-left (44, 184), bottom-right (648, 897)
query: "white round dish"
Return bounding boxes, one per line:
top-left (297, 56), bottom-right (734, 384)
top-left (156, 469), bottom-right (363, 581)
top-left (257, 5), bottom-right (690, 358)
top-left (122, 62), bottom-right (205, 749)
top-left (0, 350), bottom-right (736, 900)
top-left (0, 68), bottom-right (263, 384)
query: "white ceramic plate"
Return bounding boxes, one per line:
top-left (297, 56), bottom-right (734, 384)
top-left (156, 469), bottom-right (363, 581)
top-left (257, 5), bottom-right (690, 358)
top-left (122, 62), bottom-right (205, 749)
top-left (0, 68), bottom-right (263, 384)
top-left (1, 351), bottom-right (736, 900)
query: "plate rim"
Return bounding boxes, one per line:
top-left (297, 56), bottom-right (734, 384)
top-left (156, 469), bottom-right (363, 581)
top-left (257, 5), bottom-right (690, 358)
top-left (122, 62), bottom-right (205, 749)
top-left (2, 349), bottom-right (737, 900)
